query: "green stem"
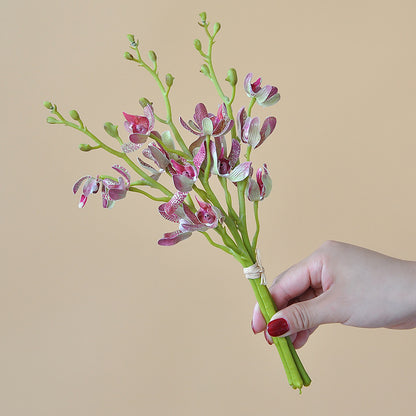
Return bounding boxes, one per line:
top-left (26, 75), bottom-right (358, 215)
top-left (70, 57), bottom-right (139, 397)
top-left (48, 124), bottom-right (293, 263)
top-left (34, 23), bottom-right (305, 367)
top-left (219, 176), bottom-right (239, 222)
top-left (247, 97), bottom-right (256, 117)
top-left (128, 187), bottom-right (170, 202)
top-left (203, 25), bottom-right (237, 140)
top-left (252, 201), bottom-right (260, 251)
top-left (237, 180), bottom-right (256, 262)
top-left (201, 231), bottom-right (238, 257)
top-left (130, 52), bottom-right (192, 158)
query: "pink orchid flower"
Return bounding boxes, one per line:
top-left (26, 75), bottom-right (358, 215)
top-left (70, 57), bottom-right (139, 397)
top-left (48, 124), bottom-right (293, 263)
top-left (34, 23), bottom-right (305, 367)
top-left (244, 73), bottom-right (280, 107)
top-left (180, 103), bottom-right (234, 151)
top-left (123, 104), bottom-right (156, 146)
top-left (72, 176), bottom-right (100, 208)
top-left (158, 199), bottom-right (223, 246)
top-left (159, 143), bottom-right (206, 216)
top-left (236, 107), bottom-right (276, 148)
top-left (73, 165), bottom-right (130, 209)
top-left (137, 141), bottom-right (171, 181)
top-left (246, 164), bottom-right (272, 201)
top-left (209, 138), bottom-right (252, 182)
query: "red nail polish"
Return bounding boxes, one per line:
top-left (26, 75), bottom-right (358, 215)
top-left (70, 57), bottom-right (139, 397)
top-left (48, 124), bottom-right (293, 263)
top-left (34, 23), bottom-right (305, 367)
top-left (267, 318), bottom-right (289, 337)
top-left (251, 320), bottom-right (257, 334)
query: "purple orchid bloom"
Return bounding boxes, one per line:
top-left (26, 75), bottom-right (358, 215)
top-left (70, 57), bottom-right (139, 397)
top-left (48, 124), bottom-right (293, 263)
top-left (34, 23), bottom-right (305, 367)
top-left (236, 107), bottom-right (276, 148)
top-left (73, 165), bottom-right (130, 209)
top-left (246, 164), bottom-right (272, 202)
top-left (137, 141), bottom-right (171, 181)
top-left (244, 73), bottom-right (280, 107)
top-left (180, 103), bottom-right (234, 152)
top-left (123, 104), bottom-right (156, 146)
top-left (158, 199), bottom-right (223, 246)
top-left (159, 143), bottom-right (206, 216)
top-left (209, 138), bottom-right (252, 182)
top-left (73, 176), bottom-right (100, 208)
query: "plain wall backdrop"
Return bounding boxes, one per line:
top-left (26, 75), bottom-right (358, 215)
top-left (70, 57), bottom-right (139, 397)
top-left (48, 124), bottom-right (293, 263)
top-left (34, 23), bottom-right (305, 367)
top-left (2, 0), bottom-right (416, 415)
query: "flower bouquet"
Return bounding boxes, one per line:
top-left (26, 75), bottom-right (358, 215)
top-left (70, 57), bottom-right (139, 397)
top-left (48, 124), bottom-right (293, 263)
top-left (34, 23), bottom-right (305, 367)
top-left (44, 12), bottom-right (311, 391)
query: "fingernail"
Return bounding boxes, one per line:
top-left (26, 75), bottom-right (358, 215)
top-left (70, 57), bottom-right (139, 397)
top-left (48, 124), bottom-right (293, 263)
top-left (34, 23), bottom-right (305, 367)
top-left (267, 318), bottom-right (289, 337)
top-left (264, 330), bottom-right (273, 345)
top-left (251, 320), bottom-right (258, 334)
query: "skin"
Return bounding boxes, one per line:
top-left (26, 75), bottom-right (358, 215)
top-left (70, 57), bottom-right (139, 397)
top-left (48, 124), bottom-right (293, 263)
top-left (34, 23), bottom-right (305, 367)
top-left (252, 241), bottom-right (416, 348)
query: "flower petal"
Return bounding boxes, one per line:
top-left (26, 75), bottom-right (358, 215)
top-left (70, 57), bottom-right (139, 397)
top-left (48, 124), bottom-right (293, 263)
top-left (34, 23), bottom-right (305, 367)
top-left (73, 176), bottom-right (90, 194)
top-left (194, 103), bottom-right (209, 126)
top-left (243, 117), bottom-right (261, 147)
top-left (193, 141), bottom-right (206, 172)
top-left (129, 133), bottom-right (149, 144)
top-left (228, 139), bottom-right (241, 169)
top-left (180, 117), bottom-right (200, 135)
top-left (173, 174), bottom-right (194, 193)
top-left (112, 165), bottom-right (130, 185)
top-left (257, 116), bottom-right (277, 148)
top-left (158, 230), bottom-right (192, 246)
top-left (227, 161), bottom-right (252, 182)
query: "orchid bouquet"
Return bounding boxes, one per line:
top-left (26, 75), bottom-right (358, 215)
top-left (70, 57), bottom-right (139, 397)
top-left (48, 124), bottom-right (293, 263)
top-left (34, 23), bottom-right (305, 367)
top-left (44, 12), bottom-right (311, 392)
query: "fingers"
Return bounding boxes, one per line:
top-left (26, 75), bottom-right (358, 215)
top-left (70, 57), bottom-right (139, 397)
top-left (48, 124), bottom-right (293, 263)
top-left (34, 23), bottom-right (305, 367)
top-left (267, 291), bottom-right (341, 337)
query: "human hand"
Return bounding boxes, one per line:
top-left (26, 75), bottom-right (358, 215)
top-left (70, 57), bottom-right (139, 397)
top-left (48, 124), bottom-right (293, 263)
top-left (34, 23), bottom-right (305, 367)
top-left (252, 241), bottom-right (416, 348)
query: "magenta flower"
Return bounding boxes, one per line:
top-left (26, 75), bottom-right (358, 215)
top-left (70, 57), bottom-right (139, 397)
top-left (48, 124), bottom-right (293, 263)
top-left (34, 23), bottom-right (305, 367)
top-left (123, 104), bottom-right (156, 146)
top-left (244, 73), bottom-right (280, 107)
top-left (158, 199), bottom-right (223, 246)
top-left (72, 176), bottom-right (100, 208)
top-left (236, 107), bottom-right (276, 148)
top-left (137, 141), bottom-right (171, 181)
top-left (246, 164), bottom-right (272, 201)
top-left (210, 138), bottom-right (252, 182)
top-left (180, 103), bottom-right (234, 139)
top-left (159, 143), bottom-right (206, 216)
top-left (73, 165), bottom-right (130, 209)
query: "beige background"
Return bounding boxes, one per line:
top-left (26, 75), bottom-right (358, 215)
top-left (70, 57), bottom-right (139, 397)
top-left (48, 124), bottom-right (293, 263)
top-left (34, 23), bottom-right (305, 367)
top-left (2, 0), bottom-right (416, 414)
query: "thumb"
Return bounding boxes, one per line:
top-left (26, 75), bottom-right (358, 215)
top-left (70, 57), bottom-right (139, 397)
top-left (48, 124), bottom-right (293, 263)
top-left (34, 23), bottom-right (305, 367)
top-left (267, 293), bottom-right (338, 337)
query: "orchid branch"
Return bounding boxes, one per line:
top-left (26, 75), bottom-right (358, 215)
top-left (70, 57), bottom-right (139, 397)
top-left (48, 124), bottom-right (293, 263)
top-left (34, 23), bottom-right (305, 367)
top-left (126, 41), bottom-right (192, 158)
top-left (46, 104), bottom-right (173, 198)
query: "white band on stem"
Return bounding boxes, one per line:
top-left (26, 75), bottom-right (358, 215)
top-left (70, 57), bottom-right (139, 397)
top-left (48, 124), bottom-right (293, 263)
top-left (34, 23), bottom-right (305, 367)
top-left (243, 249), bottom-right (267, 285)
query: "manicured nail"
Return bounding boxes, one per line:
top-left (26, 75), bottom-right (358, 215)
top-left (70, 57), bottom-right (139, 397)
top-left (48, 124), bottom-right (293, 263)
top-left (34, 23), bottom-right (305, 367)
top-left (264, 330), bottom-right (273, 345)
top-left (251, 320), bottom-right (258, 334)
top-left (267, 318), bottom-right (289, 337)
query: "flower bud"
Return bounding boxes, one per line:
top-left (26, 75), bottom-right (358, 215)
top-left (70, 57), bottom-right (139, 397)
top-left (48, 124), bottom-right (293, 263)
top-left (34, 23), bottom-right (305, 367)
top-left (148, 50), bottom-right (157, 63)
top-left (225, 68), bottom-right (238, 86)
top-left (124, 52), bottom-right (134, 61)
top-left (47, 117), bottom-right (60, 124)
top-left (69, 110), bottom-right (80, 121)
top-left (127, 34), bottom-right (135, 43)
top-left (43, 101), bottom-right (54, 110)
top-left (199, 12), bottom-right (207, 24)
top-left (200, 64), bottom-right (210, 77)
top-left (213, 22), bottom-right (221, 35)
top-left (139, 97), bottom-right (151, 108)
top-left (165, 73), bottom-right (174, 87)
top-left (104, 122), bottom-right (119, 138)
top-left (79, 143), bottom-right (93, 151)
top-left (194, 39), bottom-right (202, 51)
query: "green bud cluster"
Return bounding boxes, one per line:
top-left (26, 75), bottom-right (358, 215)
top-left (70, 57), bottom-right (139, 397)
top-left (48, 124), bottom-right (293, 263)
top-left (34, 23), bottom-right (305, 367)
top-left (148, 50), bottom-right (157, 63)
top-left (139, 97), bottom-right (151, 108)
top-left (47, 117), bottom-right (60, 124)
top-left (103, 122), bottom-right (119, 138)
top-left (225, 68), bottom-right (238, 86)
top-left (43, 101), bottom-right (54, 110)
top-left (213, 22), bottom-right (221, 35)
top-left (79, 143), bottom-right (93, 151)
top-left (165, 73), bottom-right (174, 87)
top-left (69, 110), bottom-right (80, 121)
top-left (124, 52), bottom-right (134, 61)
top-left (200, 64), bottom-right (210, 77)
top-left (194, 39), bottom-right (202, 51)
top-left (199, 12), bottom-right (207, 24)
